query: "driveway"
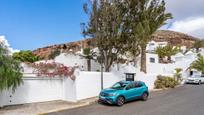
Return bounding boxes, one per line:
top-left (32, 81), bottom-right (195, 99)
top-left (47, 84), bottom-right (204, 115)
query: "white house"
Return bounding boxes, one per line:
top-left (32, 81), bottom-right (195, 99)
top-left (185, 51), bottom-right (196, 61)
top-left (172, 52), bottom-right (185, 62)
top-left (146, 40), bottom-right (168, 53)
top-left (55, 53), bottom-right (101, 72)
top-left (180, 46), bottom-right (187, 53)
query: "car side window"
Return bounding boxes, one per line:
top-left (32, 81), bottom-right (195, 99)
top-left (126, 83), bottom-right (134, 90)
top-left (134, 82), bottom-right (143, 88)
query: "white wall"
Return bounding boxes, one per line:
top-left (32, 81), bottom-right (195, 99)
top-left (55, 53), bottom-right (85, 68)
top-left (0, 71), bottom-right (168, 107)
top-left (0, 75), bottom-right (64, 107)
top-left (63, 77), bottom-right (77, 102)
top-left (147, 63), bottom-right (175, 74)
top-left (55, 53), bottom-right (100, 71)
top-left (146, 41), bottom-right (167, 52)
top-left (74, 71), bottom-right (167, 100)
top-left (75, 71), bottom-right (125, 100)
top-left (146, 53), bottom-right (159, 64)
top-left (135, 73), bottom-right (158, 90)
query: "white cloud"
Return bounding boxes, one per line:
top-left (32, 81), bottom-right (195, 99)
top-left (0, 36), bottom-right (20, 54)
top-left (168, 17), bottom-right (204, 39)
top-left (163, 0), bottom-right (204, 39)
top-left (165, 0), bottom-right (204, 20)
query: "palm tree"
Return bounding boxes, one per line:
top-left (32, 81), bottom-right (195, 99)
top-left (165, 45), bottom-right (179, 62)
top-left (0, 43), bottom-right (23, 92)
top-left (193, 40), bottom-right (204, 53)
top-left (82, 48), bottom-right (96, 71)
top-left (190, 54), bottom-right (204, 74)
top-left (133, 0), bottom-right (172, 73)
top-left (174, 68), bottom-right (182, 83)
top-left (155, 46), bottom-right (166, 63)
top-left (155, 45), bottom-right (179, 63)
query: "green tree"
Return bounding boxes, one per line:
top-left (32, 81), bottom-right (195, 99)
top-left (83, 0), bottom-right (172, 72)
top-left (83, 0), bottom-right (125, 72)
top-left (193, 40), bottom-right (204, 53)
top-left (155, 45), bottom-right (179, 63)
top-left (174, 68), bottom-right (182, 83)
top-left (190, 54), bottom-right (204, 74)
top-left (126, 0), bottom-right (172, 73)
top-left (0, 43), bottom-right (23, 92)
top-left (13, 50), bottom-right (40, 63)
top-left (165, 45), bottom-right (179, 62)
top-left (82, 48), bottom-right (96, 71)
top-left (155, 46), bottom-right (166, 63)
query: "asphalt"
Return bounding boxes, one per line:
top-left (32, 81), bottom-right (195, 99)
top-left (47, 84), bottom-right (204, 115)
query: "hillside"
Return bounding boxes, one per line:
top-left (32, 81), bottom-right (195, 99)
top-left (152, 30), bottom-right (198, 47)
top-left (33, 30), bottom-right (198, 59)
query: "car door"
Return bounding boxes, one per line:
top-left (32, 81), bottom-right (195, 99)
top-left (123, 83), bottom-right (136, 101)
top-left (134, 82), bottom-right (145, 97)
top-left (201, 75), bottom-right (204, 83)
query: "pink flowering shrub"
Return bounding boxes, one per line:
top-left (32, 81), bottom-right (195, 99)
top-left (28, 62), bottom-right (76, 80)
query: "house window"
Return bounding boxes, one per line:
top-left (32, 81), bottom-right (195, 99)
top-left (150, 58), bottom-right (155, 63)
top-left (125, 73), bottom-right (135, 81)
top-left (149, 43), bottom-right (155, 46)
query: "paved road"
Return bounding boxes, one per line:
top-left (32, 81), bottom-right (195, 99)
top-left (48, 85), bottom-right (204, 115)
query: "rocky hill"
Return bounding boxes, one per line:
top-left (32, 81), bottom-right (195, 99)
top-left (33, 30), bottom-right (198, 59)
top-left (33, 38), bottom-right (97, 59)
top-left (152, 30), bottom-right (198, 47)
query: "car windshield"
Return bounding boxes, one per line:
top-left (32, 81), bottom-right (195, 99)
top-left (111, 82), bottom-right (128, 90)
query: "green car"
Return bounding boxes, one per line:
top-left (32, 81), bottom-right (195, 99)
top-left (99, 81), bottom-right (149, 106)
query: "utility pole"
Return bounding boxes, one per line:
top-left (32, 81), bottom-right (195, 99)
top-left (101, 63), bottom-right (103, 90)
top-left (100, 54), bottom-right (104, 90)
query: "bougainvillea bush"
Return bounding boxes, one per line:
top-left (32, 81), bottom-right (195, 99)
top-left (28, 62), bottom-right (76, 80)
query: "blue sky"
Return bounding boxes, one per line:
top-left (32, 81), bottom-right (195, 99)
top-left (0, 0), bottom-right (204, 51)
top-left (0, 0), bottom-right (87, 50)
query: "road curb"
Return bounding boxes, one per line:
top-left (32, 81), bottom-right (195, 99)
top-left (36, 102), bottom-right (89, 115)
top-left (37, 98), bottom-right (98, 115)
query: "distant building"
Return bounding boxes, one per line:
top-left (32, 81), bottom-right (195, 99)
top-left (55, 53), bottom-right (101, 72)
top-left (146, 40), bottom-right (168, 53)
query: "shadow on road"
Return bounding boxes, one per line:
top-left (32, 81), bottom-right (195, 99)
top-left (98, 98), bottom-right (147, 107)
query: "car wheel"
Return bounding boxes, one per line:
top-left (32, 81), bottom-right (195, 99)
top-left (98, 100), bottom-right (102, 104)
top-left (142, 92), bottom-right (148, 101)
top-left (198, 81), bottom-right (201, 85)
top-left (116, 96), bottom-right (125, 106)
